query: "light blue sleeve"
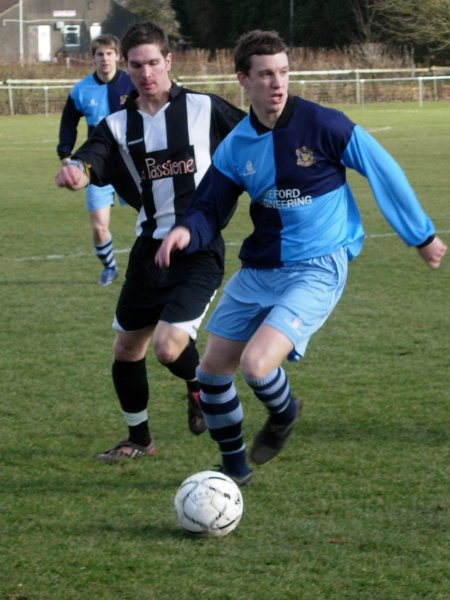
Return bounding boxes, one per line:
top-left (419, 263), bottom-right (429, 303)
top-left (342, 125), bottom-right (435, 246)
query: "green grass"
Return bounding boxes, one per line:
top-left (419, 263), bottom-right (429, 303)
top-left (0, 103), bottom-right (449, 599)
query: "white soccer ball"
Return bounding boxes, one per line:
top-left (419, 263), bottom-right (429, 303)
top-left (174, 470), bottom-right (244, 538)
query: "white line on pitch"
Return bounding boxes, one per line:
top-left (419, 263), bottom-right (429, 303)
top-left (9, 230), bottom-right (450, 262)
top-left (367, 127), bottom-right (392, 133)
top-left (14, 247), bottom-right (132, 262)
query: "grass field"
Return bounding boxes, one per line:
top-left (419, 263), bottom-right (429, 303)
top-left (1, 103), bottom-right (449, 600)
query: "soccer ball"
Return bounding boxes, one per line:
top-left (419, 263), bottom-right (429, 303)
top-left (174, 470), bottom-right (244, 538)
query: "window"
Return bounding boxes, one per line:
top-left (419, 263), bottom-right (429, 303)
top-left (63, 25), bottom-right (80, 47)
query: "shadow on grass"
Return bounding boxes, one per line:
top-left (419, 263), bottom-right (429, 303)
top-left (96, 521), bottom-right (185, 541)
top-left (298, 421), bottom-right (449, 445)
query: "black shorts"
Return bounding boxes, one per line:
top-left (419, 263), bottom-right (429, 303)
top-left (114, 235), bottom-right (225, 332)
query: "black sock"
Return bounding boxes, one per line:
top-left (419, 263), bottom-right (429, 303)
top-left (112, 358), bottom-right (151, 446)
top-left (186, 379), bottom-right (200, 393)
top-left (163, 338), bottom-right (199, 381)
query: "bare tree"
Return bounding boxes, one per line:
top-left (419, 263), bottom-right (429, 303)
top-left (348, 0), bottom-right (381, 43)
top-left (375, 0), bottom-right (450, 51)
top-left (117, 0), bottom-right (180, 38)
top-left (346, 0), bottom-right (449, 64)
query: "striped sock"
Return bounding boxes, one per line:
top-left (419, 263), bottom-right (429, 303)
top-left (196, 368), bottom-right (250, 477)
top-left (244, 367), bottom-right (296, 425)
top-left (95, 235), bottom-right (116, 269)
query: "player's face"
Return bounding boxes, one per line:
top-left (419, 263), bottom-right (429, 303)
top-left (93, 45), bottom-right (120, 81)
top-left (126, 44), bottom-right (172, 108)
top-left (238, 53), bottom-right (289, 125)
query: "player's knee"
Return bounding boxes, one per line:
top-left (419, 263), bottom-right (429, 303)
top-left (241, 365), bottom-right (267, 380)
top-left (240, 353), bottom-right (270, 380)
top-left (153, 338), bottom-right (182, 365)
top-left (113, 337), bottom-right (143, 362)
top-left (93, 223), bottom-right (110, 241)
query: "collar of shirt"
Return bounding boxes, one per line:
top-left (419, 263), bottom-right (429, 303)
top-left (249, 94), bottom-right (296, 134)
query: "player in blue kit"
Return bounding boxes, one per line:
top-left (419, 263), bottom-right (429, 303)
top-left (57, 34), bottom-right (135, 286)
top-left (156, 30), bottom-right (447, 485)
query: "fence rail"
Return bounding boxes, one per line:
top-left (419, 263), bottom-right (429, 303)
top-left (1, 72), bottom-right (450, 116)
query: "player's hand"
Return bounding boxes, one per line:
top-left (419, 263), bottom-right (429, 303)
top-left (155, 227), bottom-right (192, 267)
top-left (54, 165), bottom-right (89, 190)
top-left (417, 236), bottom-right (447, 269)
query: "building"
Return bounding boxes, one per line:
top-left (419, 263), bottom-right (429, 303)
top-left (0, 0), bottom-right (136, 64)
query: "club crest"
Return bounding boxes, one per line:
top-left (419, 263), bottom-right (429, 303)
top-left (296, 146), bottom-right (316, 167)
top-left (243, 160), bottom-right (256, 176)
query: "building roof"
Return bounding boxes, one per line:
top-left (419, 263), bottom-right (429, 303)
top-left (0, 1), bottom-right (17, 16)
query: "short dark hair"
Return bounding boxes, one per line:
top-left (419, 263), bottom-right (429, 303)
top-left (121, 21), bottom-right (170, 61)
top-left (91, 34), bottom-right (121, 57)
top-left (233, 30), bottom-right (288, 75)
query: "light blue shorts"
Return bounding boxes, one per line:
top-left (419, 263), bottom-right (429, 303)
top-left (85, 183), bottom-right (122, 211)
top-left (205, 247), bottom-right (348, 361)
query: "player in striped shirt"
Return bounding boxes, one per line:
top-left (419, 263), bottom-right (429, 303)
top-left (55, 22), bottom-right (245, 461)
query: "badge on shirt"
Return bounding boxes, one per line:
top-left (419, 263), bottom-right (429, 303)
top-left (296, 146), bottom-right (316, 167)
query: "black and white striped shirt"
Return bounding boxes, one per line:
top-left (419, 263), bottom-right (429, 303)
top-left (73, 84), bottom-right (245, 239)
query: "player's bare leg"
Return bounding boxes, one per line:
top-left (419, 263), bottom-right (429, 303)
top-left (153, 321), bottom-right (206, 435)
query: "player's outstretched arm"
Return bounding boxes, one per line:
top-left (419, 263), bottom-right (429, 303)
top-left (417, 236), bottom-right (447, 269)
top-left (155, 226), bottom-right (192, 268)
top-left (54, 164), bottom-right (89, 190)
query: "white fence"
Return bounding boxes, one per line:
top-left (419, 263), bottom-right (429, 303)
top-left (177, 68), bottom-right (450, 109)
top-left (0, 81), bottom-right (73, 116)
top-left (1, 69), bottom-right (450, 116)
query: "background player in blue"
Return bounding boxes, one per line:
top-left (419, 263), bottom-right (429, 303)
top-left (57, 34), bottom-right (134, 286)
top-left (156, 30), bottom-right (448, 485)
top-left (54, 22), bottom-right (245, 462)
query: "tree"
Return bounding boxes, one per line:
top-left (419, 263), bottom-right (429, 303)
top-left (375, 0), bottom-right (450, 52)
top-left (173, 0), bottom-right (297, 50)
top-left (230, 0), bottom-right (293, 45)
top-left (292, 0), bottom-right (356, 47)
top-left (186, 0), bottom-right (230, 51)
top-left (348, 0), bottom-right (382, 43)
top-left (347, 0), bottom-right (450, 61)
top-left (117, 0), bottom-right (180, 38)
top-left (171, 0), bottom-right (449, 64)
